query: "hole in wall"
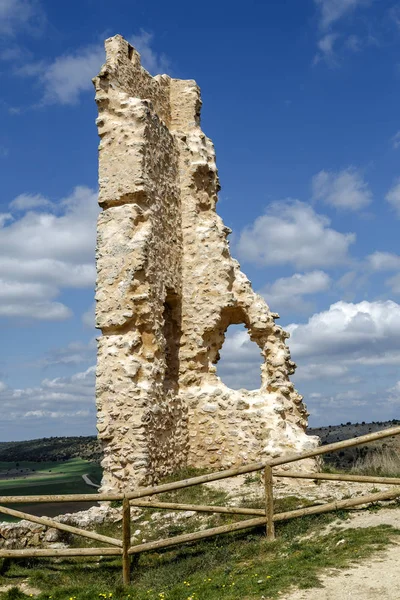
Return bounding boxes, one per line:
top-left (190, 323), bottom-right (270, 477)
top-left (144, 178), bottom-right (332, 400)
top-left (216, 324), bottom-right (262, 391)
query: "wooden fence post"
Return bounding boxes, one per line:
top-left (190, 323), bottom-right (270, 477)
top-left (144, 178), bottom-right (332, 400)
top-left (264, 465), bottom-right (275, 541)
top-left (122, 497), bottom-right (131, 586)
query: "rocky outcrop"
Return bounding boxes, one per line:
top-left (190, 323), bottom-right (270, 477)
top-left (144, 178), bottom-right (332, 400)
top-left (93, 35), bottom-right (319, 492)
top-left (0, 505), bottom-right (120, 549)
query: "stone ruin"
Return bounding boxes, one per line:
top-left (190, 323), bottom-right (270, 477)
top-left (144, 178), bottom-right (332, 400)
top-left (93, 35), bottom-right (319, 492)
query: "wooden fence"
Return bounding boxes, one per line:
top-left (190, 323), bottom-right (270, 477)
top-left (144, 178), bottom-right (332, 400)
top-left (0, 425), bottom-right (400, 585)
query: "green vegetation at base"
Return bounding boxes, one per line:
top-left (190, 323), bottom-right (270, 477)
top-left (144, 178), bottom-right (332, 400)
top-left (0, 512), bottom-right (398, 600)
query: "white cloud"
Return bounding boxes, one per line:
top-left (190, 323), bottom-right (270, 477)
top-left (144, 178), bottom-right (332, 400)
top-left (17, 45), bottom-right (105, 106)
top-left (0, 185), bottom-right (98, 320)
top-left (17, 31), bottom-right (168, 106)
top-left (295, 363), bottom-right (349, 381)
top-left (0, 257), bottom-right (95, 288)
top-left (237, 200), bottom-right (355, 269)
top-left (129, 30), bottom-right (170, 75)
top-left (260, 271), bottom-right (331, 312)
top-left (313, 1), bottom-right (373, 67)
top-left (82, 302), bottom-right (96, 329)
top-left (337, 270), bottom-right (357, 288)
top-left (367, 251), bottom-right (400, 271)
top-left (314, 0), bottom-right (371, 30)
top-left (0, 0), bottom-right (44, 36)
top-left (3, 185), bottom-right (97, 263)
top-left (35, 338), bottom-right (96, 368)
top-left (0, 279), bottom-right (70, 320)
top-left (288, 301), bottom-right (400, 423)
top-left (0, 366), bottom-right (95, 425)
top-left (212, 304), bottom-right (400, 425)
top-left (386, 273), bottom-right (400, 295)
top-left (216, 326), bottom-right (262, 390)
top-left (0, 213), bottom-right (12, 227)
top-left (10, 192), bottom-right (52, 211)
top-left (312, 167), bottom-right (372, 210)
top-left (388, 380), bottom-right (400, 404)
top-left (313, 33), bottom-right (339, 66)
top-left (386, 179), bottom-right (400, 217)
top-left (287, 300), bottom-right (400, 361)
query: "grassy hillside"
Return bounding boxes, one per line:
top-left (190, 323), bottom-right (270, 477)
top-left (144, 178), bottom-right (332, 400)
top-left (308, 419), bottom-right (400, 471)
top-left (0, 436), bottom-right (102, 464)
top-left (0, 458), bottom-right (102, 521)
top-left (0, 458), bottom-right (102, 494)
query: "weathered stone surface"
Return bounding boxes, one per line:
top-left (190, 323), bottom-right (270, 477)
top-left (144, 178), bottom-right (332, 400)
top-left (0, 505), bottom-right (121, 549)
top-left (93, 35), bottom-right (319, 492)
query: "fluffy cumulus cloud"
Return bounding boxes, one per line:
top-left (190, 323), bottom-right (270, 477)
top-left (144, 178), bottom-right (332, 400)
top-left (386, 179), bottom-right (400, 217)
top-left (0, 185), bottom-right (98, 320)
top-left (0, 0), bottom-right (44, 36)
top-left (0, 366), bottom-right (96, 437)
top-left (312, 167), bottom-right (372, 210)
top-left (260, 271), bottom-right (331, 313)
top-left (287, 300), bottom-right (400, 361)
top-left (284, 300), bottom-right (400, 424)
top-left (237, 200), bottom-right (355, 269)
top-left (17, 30), bottom-right (168, 106)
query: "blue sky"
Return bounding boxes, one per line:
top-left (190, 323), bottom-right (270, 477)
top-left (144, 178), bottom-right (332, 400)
top-left (1, 0), bottom-right (400, 440)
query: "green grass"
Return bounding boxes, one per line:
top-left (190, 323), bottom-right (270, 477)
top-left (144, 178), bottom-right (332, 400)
top-left (0, 459), bottom-right (102, 522)
top-left (0, 458), bottom-right (102, 493)
top-left (0, 467), bottom-right (399, 599)
top-left (351, 448), bottom-right (400, 477)
top-left (0, 511), bottom-right (398, 600)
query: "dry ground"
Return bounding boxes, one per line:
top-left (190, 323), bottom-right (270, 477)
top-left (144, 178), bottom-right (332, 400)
top-left (281, 507), bottom-right (400, 600)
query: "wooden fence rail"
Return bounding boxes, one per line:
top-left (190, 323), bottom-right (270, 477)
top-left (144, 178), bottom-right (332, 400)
top-left (0, 424), bottom-right (399, 586)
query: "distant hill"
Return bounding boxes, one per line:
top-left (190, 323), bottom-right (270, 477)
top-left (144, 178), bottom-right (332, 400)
top-left (1, 418), bottom-right (399, 468)
top-left (308, 419), bottom-right (400, 469)
top-left (0, 436), bottom-right (102, 464)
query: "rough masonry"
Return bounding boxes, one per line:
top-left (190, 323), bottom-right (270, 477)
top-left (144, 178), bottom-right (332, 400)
top-left (93, 35), bottom-right (319, 492)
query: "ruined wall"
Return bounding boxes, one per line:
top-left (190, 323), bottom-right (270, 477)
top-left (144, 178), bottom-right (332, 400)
top-left (94, 35), bottom-right (319, 492)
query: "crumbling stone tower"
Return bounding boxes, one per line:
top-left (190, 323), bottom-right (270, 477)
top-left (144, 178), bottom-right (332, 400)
top-left (94, 35), bottom-right (318, 492)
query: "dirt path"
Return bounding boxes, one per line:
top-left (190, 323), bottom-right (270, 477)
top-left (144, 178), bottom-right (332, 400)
top-left (82, 473), bottom-right (100, 488)
top-left (281, 508), bottom-right (400, 600)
